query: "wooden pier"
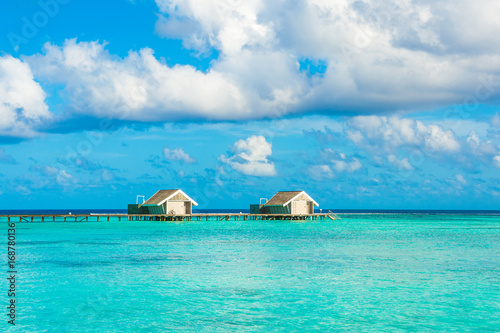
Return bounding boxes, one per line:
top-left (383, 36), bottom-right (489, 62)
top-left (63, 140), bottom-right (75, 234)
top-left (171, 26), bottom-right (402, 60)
top-left (0, 213), bottom-right (339, 223)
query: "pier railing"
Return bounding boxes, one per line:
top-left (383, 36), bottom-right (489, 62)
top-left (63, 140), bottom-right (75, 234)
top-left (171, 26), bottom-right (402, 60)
top-left (0, 213), bottom-right (337, 222)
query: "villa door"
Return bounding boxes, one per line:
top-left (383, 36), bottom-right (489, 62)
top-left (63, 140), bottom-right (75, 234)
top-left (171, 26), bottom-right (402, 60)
top-left (293, 201), bottom-right (308, 214)
top-left (168, 201), bottom-right (186, 215)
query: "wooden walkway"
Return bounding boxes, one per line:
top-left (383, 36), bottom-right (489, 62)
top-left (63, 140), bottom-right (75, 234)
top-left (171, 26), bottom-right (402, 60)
top-left (0, 213), bottom-right (338, 222)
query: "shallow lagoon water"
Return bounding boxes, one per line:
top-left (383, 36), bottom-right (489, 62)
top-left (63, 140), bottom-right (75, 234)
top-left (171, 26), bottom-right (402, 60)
top-left (4, 214), bottom-right (500, 332)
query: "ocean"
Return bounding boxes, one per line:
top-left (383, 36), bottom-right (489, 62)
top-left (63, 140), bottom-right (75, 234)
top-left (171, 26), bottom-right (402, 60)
top-left (2, 211), bottom-right (499, 332)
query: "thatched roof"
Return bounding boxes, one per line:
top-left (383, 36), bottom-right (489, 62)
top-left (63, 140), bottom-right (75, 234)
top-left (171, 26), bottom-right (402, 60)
top-left (264, 191), bottom-right (319, 207)
top-left (143, 189), bottom-right (198, 206)
top-left (265, 191), bottom-right (303, 206)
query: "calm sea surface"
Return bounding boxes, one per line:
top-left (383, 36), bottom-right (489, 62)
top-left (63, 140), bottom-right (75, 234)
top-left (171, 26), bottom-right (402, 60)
top-left (2, 212), bottom-right (499, 332)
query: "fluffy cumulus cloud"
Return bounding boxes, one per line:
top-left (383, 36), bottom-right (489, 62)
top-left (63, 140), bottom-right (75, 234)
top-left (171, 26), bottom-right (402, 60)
top-left (347, 115), bottom-right (460, 153)
top-left (163, 147), bottom-right (196, 164)
top-left (0, 56), bottom-right (51, 138)
top-left (344, 115), bottom-right (500, 171)
top-left (220, 135), bottom-right (276, 176)
top-left (388, 155), bottom-right (414, 171)
top-left (31, 165), bottom-right (76, 187)
top-left (152, 0), bottom-right (500, 114)
top-left (320, 149), bottom-right (363, 173)
top-left (309, 164), bottom-right (334, 180)
top-left (19, 0), bottom-right (500, 124)
top-left (310, 149), bottom-right (362, 179)
top-left (28, 40), bottom-right (248, 121)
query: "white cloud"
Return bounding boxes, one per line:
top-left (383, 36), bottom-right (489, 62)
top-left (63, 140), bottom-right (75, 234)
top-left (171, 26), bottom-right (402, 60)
top-left (494, 156), bottom-right (500, 168)
top-left (455, 174), bottom-right (467, 185)
top-left (492, 113), bottom-right (500, 128)
top-left (332, 158), bottom-right (362, 173)
top-left (465, 131), bottom-right (497, 156)
top-left (423, 124), bottom-right (461, 152)
top-left (220, 135), bottom-right (276, 176)
top-left (152, 0), bottom-right (500, 116)
top-left (18, 0), bottom-right (500, 123)
top-left (155, 0), bottom-right (275, 56)
top-left (0, 55), bottom-right (51, 137)
top-left (163, 147), bottom-right (196, 164)
top-left (467, 131), bottom-right (480, 146)
top-left (347, 115), bottom-right (460, 153)
top-left (388, 155), bottom-right (414, 171)
top-left (345, 115), bottom-right (500, 171)
top-left (318, 149), bottom-right (363, 173)
top-left (28, 39), bottom-right (249, 121)
top-left (35, 165), bottom-right (75, 187)
top-left (56, 170), bottom-right (73, 186)
top-left (309, 165), bottom-right (333, 180)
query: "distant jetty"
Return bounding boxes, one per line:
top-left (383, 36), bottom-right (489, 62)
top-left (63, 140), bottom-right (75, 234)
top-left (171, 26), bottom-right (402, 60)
top-left (1, 189), bottom-right (341, 222)
top-left (1, 212), bottom-right (338, 223)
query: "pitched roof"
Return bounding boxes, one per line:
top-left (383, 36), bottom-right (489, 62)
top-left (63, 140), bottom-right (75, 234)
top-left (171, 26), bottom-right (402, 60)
top-left (265, 191), bottom-right (302, 206)
top-left (264, 191), bottom-right (319, 207)
top-left (142, 189), bottom-right (198, 206)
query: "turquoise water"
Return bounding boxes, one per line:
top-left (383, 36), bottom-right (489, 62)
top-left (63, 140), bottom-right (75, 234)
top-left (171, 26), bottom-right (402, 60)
top-left (4, 214), bottom-right (500, 332)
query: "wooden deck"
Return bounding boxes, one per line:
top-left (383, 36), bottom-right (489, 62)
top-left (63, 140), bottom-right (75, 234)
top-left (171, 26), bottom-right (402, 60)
top-left (0, 213), bottom-right (338, 222)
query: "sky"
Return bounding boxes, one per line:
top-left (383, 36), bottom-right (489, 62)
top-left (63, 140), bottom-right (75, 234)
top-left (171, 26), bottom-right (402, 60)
top-left (1, 0), bottom-right (500, 210)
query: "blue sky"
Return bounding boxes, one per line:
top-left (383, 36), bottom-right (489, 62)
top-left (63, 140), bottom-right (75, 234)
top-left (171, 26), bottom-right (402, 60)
top-left (1, 0), bottom-right (500, 210)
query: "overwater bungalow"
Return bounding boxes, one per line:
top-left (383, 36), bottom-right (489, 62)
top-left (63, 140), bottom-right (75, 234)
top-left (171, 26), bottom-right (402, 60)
top-left (251, 191), bottom-right (319, 215)
top-left (128, 189), bottom-right (198, 215)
